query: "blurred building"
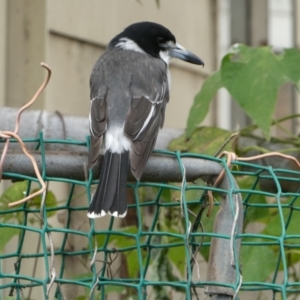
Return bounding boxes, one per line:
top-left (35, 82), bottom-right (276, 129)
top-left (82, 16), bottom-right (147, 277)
top-left (0, 0), bottom-right (299, 133)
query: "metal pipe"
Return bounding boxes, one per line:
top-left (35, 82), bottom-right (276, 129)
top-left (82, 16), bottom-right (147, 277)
top-left (2, 150), bottom-right (224, 182)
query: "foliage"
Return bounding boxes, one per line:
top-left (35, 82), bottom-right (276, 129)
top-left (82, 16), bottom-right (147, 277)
top-left (0, 181), bottom-right (58, 252)
top-left (171, 44), bottom-right (300, 296)
top-left (169, 126), bottom-right (235, 155)
top-left (186, 44), bottom-right (300, 139)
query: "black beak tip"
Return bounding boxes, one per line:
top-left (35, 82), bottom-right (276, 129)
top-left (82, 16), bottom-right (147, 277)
top-left (188, 55), bottom-right (204, 67)
top-left (196, 58), bottom-right (205, 67)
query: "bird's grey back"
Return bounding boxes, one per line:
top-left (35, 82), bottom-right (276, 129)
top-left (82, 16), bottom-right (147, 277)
top-left (90, 48), bottom-right (169, 128)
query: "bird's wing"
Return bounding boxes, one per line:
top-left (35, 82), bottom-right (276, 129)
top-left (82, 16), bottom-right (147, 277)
top-left (88, 60), bottom-right (108, 168)
top-left (124, 61), bottom-right (169, 180)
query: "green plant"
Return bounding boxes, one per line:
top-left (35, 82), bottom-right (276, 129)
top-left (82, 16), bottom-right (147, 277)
top-left (186, 44), bottom-right (300, 139)
top-left (0, 181), bottom-right (58, 251)
top-left (169, 43), bottom-right (300, 299)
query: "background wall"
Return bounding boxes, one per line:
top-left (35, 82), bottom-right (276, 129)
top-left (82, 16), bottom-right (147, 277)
top-left (2, 0), bottom-right (214, 130)
top-left (2, 0), bottom-right (299, 132)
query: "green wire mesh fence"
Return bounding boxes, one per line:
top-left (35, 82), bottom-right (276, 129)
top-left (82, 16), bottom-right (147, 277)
top-left (0, 132), bottom-right (300, 300)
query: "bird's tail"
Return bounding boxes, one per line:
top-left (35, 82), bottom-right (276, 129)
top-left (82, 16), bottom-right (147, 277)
top-left (87, 150), bottom-right (129, 218)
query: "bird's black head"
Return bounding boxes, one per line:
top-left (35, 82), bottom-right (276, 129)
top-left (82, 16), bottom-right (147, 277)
top-left (110, 22), bottom-right (204, 66)
top-left (110, 22), bottom-right (175, 59)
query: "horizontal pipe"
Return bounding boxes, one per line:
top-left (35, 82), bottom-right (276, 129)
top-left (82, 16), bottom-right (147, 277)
top-left (2, 150), bottom-right (224, 182)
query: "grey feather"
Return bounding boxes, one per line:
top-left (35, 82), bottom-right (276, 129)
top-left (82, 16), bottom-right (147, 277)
top-left (89, 48), bottom-right (169, 179)
top-left (88, 135), bottom-right (102, 168)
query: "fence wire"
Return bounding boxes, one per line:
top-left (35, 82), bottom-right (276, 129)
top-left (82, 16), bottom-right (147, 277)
top-left (0, 133), bottom-right (300, 300)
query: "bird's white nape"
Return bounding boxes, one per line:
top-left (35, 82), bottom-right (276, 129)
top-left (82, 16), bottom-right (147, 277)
top-left (115, 38), bottom-right (145, 53)
top-left (159, 50), bottom-right (171, 65)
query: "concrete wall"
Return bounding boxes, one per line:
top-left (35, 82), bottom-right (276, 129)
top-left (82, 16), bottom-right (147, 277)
top-left (296, 0), bottom-right (300, 48)
top-left (45, 0), bottom-right (214, 129)
top-left (5, 0), bottom-right (46, 109)
top-left (2, 0), bottom-right (215, 130)
top-left (0, 0), bottom-right (7, 107)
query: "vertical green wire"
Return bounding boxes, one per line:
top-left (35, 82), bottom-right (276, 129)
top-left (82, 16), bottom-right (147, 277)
top-left (174, 151), bottom-right (192, 300)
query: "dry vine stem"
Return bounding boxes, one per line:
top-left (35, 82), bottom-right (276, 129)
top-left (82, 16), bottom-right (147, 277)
top-left (206, 150), bottom-right (300, 216)
top-left (0, 62), bottom-right (51, 207)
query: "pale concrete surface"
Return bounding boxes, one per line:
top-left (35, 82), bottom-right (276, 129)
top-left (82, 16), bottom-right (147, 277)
top-left (45, 0), bottom-right (213, 129)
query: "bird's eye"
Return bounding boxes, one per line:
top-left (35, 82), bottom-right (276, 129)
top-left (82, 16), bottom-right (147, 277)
top-left (157, 37), bottom-right (164, 44)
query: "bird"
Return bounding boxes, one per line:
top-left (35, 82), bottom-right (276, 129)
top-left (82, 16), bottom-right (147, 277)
top-left (87, 21), bottom-right (204, 218)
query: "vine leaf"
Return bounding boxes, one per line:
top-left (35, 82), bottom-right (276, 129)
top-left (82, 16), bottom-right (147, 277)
top-left (221, 45), bottom-right (286, 139)
top-left (185, 44), bottom-right (300, 139)
top-left (186, 71), bottom-right (223, 137)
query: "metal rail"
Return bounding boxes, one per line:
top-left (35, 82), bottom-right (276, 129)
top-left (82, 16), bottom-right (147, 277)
top-left (2, 150), bottom-right (224, 182)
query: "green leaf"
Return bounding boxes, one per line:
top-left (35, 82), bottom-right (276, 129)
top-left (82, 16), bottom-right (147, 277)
top-left (122, 296), bottom-right (139, 300)
top-left (94, 226), bottom-right (140, 276)
top-left (0, 181), bottom-right (29, 223)
top-left (0, 227), bottom-right (19, 252)
top-left (125, 249), bottom-right (140, 278)
top-left (28, 189), bottom-right (58, 218)
top-left (262, 206), bottom-right (300, 269)
top-left (284, 249), bottom-right (300, 270)
top-left (111, 226), bottom-right (143, 279)
top-left (73, 272), bottom-right (93, 280)
top-left (263, 207), bottom-right (300, 240)
top-left (94, 226), bottom-right (138, 249)
top-left (75, 296), bottom-right (87, 300)
top-left (236, 176), bottom-right (269, 226)
top-left (94, 233), bottom-right (107, 248)
top-left (169, 126), bottom-right (234, 155)
top-left (221, 45), bottom-right (286, 139)
top-left (280, 48), bottom-right (300, 85)
top-left (0, 181), bottom-right (29, 208)
top-left (0, 182), bottom-right (58, 222)
top-left (160, 187), bottom-right (172, 203)
top-left (227, 44), bottom-right (253, 62)
top-left (168, 246), bottom-right (185, 276)
top-left (113, 226), bottom-right (138, 248)
top-left (263, 208), bottom-right (300, 237)
top-left (241, 243), bottom-right (277, 282)
top-left (186, 72), bottom-right (223, 137)
top-left (151, 247), bottom-right (184, 297)
top-left (104, 285), bottom-right (127, 295)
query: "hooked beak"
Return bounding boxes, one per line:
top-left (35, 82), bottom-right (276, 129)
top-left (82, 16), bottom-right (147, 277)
top-left (169, 43), bottom-right (204, 66)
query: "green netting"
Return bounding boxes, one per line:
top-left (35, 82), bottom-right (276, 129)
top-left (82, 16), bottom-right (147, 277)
top-left (1, 132), bottom-right (300, 300)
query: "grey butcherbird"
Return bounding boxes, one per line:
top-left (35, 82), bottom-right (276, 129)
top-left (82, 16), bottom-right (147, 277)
top-left (88, 22), bottom-right (204, 218)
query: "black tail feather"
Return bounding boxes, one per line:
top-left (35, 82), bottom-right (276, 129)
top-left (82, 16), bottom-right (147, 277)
top-left (88, 150), bottom-right (129, 218)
